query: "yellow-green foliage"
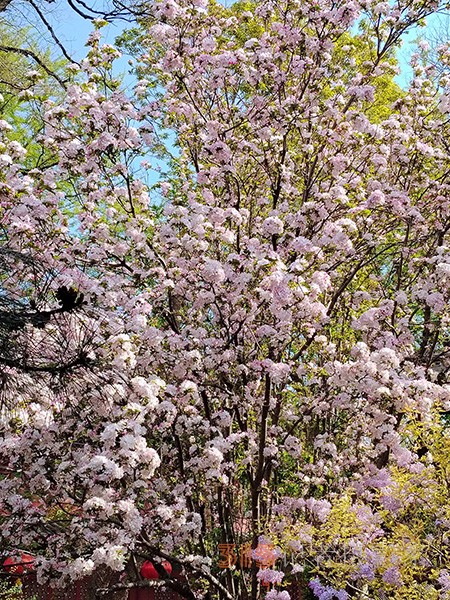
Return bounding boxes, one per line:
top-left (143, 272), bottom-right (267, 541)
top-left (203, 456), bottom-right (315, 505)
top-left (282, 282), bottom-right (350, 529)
top-left (0, 21), bottom-right (65, 169)
top-left (0, 579), bottom-right (36, 599)
top-left (274, 408), bottom-right (450, 597)
top-left (332, 32), bottom-right (404, 122)
top-left (227, 0), bottom-right (264, 43)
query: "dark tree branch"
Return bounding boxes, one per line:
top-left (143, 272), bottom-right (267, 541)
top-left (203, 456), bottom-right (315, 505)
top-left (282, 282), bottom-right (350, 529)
top-left (95, 579), bottom-right (196, 600)
top-left (66, 0), bottom-right (99, 19)
top-left (0, 45), bottom-right (66, 88)
top-left (0, 353), bottom-right (91, 374)
top-left (139, 539), bottom-right (234, 600)
top-left (28, 0), bottom-right (80, 65)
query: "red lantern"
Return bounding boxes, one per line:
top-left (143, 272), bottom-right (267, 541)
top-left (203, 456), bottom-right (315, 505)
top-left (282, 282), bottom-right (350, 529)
top-left (162, 560), bottom-right (172, 577)
top-left (3, 553), bottom-right (34, 574)
top-left (140, 560), bottom-right (172, 579)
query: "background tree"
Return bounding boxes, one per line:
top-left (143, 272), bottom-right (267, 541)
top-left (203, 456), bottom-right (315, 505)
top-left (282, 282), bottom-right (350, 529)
top-left (0, 17), bottom-right (66, 165)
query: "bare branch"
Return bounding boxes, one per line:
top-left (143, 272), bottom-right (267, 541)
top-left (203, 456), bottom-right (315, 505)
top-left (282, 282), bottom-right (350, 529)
top-left (0, 45), bottom-right (66, 88)
top-left (27, 0), bottom-right (80, 65)
top-left (96, 579), bottom-right (196, 600)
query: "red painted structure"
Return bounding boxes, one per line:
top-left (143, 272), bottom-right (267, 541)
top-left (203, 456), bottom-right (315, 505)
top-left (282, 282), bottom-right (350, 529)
top-left (3, 553), bottom-right (35, 575)
top-left (1, 556), bottom-right (304, 600)
top-left (140, 560), bottom-right (172, 580)
top-left (1, 566), bottom-right (185, 600)
top-left (20, 575), bottom-right (184, 600)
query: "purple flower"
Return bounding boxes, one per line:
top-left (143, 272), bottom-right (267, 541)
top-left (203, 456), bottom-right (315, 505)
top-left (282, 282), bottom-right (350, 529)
top-left (358, 563), bottom-right (375, 581)
top-left (308, 578), bottom-right (348, 600)
top-left (438, 570), bottom-right (450, 592)
top-left (257, 568), bottom-right (284, 585)
top-left (266, 592), bottom-right (290, 600)
top-left (379, 494), bottom-right (402, 513)
top-left (382, 567), bottom-right (402, 586)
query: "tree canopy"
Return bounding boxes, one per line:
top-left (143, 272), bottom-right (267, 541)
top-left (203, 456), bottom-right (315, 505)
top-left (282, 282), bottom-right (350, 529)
top-left (1, 1), bottom-right (450, 600)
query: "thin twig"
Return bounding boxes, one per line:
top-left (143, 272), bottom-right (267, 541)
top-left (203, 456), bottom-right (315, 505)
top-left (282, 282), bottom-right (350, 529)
top-left (28, 0), bottom-right (80, 66)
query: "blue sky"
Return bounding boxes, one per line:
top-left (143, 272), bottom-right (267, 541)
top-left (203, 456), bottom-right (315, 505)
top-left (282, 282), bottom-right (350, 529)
top-left (7, 0), bottom-right (131, 80)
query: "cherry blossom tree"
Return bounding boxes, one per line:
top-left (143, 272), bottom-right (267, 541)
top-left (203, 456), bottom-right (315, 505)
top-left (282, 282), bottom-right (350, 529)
top-left (1, 1), bottom-right (450, 599)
